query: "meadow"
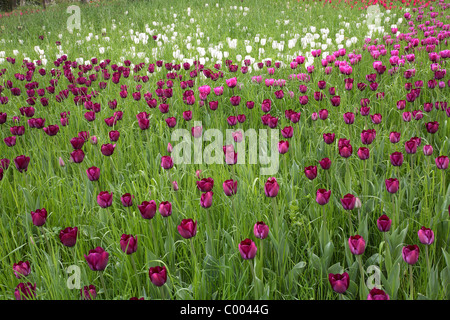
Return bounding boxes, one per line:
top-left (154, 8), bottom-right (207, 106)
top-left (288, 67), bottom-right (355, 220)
top-left (0, 0), bottom-right (449, 300)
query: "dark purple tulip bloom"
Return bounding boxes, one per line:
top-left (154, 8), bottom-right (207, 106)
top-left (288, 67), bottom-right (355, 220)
top-left (402, 245), bottom-right (420, 265)
top-left (254, 221), bottom-right (269, 239)
top-left (238, 238), bottom-right (257, 259)
top-left (101, 144), bottom-right (116, 156)
top-left (418, 227), bottom-right (434, 245)
top-left (84, 247), bottom-right (109, 271)
top-left (86, 167), bottom-right (100, 181)
top-left (328, 272), bottom-right (349, 294)
top-left (377, 214), bottom-right (392, 232)
top-left (59, 227), bottom-right (78, 247)
top-left (149, 266), bottom-right (167, 287)
top-left (348, 235), bottom-right (366, 255)
top-left (81, 285), bottom-right (97, 300)
top-left (223, 179), bottom-right (238, 196)
top-left (177, 219), bottom-right (198, 239)
top-left (340, 194), bottom-right (356, 210)
top-left (120, 234), bottom-right (138, 254)
top-left (70, 149), bottom-right (85, 163)
top-left (13, 261), bottom-right (31, 279)
top-left (367, 288), bottom-right (390, 300)
top-left (138, 200), bottom-right (157, 219)
top-left (385, 178), bottom-right (399, 193)
top-left (97, 191), bottom-right (113, 208)
top-left (14, 155), bottom-right (30, 173)
top-left (121, 193), bottom-right (134, 207)
top-left (14, 282), bottom-right (36, 300)
top-left (31, 208), bottom-right (47, 226)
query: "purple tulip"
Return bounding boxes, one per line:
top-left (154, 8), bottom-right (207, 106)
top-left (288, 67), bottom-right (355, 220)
top-left (238, 238), bottom-right (257, 259)
top-left (84, 247), bottom-right (109, 271)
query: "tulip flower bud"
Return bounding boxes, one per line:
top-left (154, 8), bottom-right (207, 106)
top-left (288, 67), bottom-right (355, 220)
top-left (177, 219), bottom-right (197, 239)
top-left (348, 235), bottom-right (366, 255)
top-left (59, 157), bottom-right (65, 167)
top-left (148, 266), bottom-right (167, 287)
top-left (367, 288), bottom-right (390, 300)
top-left (84, 247), bottom-right (109, 271)
top-left (254, 221), bottom-right (269, 239)
top-left (238, 238), bottom-right (257, 259)
top-left (80, 285), bottom-right (97, 300)
top-left (13, 261), bottom-right (31, 279)
top-left (402, 245), bottom-right (420, 265)
top-left (328, 272), bottom-right (349, 294)
top-left (120, 234), bottom-right (138, 255)
top-left (417, 227), bottom-right (434, 245)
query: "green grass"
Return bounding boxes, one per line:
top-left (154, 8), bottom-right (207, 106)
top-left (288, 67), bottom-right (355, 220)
top-left (0, 0), bottom-right (449, 300)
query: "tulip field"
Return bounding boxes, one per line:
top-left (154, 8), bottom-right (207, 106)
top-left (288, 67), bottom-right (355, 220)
top-left (1, 0), bottom-right (450, 301)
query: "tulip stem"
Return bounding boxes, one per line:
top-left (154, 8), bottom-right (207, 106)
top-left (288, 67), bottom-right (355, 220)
top-left (259, 239), bottom-right (264, 281)
top-left (130, 255), bottom-right (141, 296)
top-left (40, 227), bottom-right (51, 254)
top-left (392, 195), bottom-right (396, 227)
top-left (357, 255), bottom-right (365, 296)
top-left (410, 155), bottom-right (414, 213)
top-left (440, 170), bottom-right (445, 196)
top-left (149, 222), bottom-right (159, 259)
top-left (100, 271), bottom-right (109, 300)
top-left (190, 240), bottom-right (199, 298)
top-left (249, 260), bottom-right (259, 300)
top-left (232, 196), bottom-right (240, 241)
top-left (409, 264), bottom-right (414, 300)
top-left (425, 245), bottom-right (430, 274)
top-left (272, 197), bottom-right (279, 241)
